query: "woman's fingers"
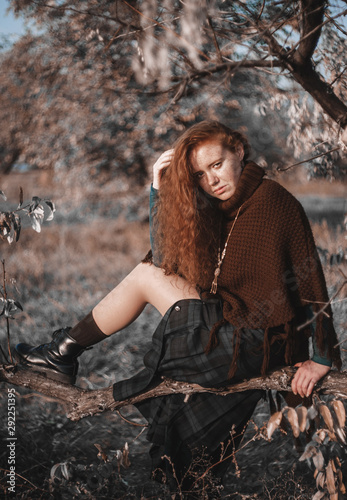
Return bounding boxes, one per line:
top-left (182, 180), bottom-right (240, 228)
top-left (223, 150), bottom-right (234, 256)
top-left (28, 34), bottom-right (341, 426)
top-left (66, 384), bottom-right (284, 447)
top-left (152, 149), bottom-right (174, 189)
top-left (306, 379), bottom-right (316, 398)
top-left (292, 371), bottom-right (310, 398)
top-left (291, 360), bottom-right (330, 398)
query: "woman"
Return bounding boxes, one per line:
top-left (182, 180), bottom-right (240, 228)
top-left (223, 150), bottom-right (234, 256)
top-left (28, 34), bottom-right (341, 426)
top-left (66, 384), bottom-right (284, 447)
top-left (15, 121), bottom-right (341, 493)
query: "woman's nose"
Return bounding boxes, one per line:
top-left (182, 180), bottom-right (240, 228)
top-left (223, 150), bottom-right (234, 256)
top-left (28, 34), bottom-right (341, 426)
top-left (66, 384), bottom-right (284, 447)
top-left (208, 173), bottom-right (219, 186)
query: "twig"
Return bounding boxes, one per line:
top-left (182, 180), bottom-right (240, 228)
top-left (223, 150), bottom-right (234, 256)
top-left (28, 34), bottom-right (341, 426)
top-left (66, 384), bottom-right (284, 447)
top-left (207, 16), bottom-right (223, 63)
top-left (170, 58), bottom-right (282, 84)
top-left (330, 66), bottom-right (347, 87)
top-left (297, 278), bottom-right (347, 332)
top-left (0, 468), bottom-right (42, 491)
top-left (256, 0), bottom-right (266, 21)
top-left (334, 337), bottom-right (347, 349)
top-left (115, 409), bottom-right (148, 427)
top-left (277, 146), bottom-right (341, 171)
top-left (324, 11), bottom-right (347, 36)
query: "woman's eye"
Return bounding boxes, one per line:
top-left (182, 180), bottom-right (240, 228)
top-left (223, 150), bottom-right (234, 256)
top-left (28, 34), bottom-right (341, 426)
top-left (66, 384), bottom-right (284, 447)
top-left (195, 172), bottom-right (204, 179)
top-left (213, 162), bottom-right (221, 169)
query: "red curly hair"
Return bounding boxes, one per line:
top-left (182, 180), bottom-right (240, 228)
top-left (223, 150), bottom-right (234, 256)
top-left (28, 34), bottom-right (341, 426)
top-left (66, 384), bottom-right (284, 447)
top-left (156, 120), bottom-right (250, 289)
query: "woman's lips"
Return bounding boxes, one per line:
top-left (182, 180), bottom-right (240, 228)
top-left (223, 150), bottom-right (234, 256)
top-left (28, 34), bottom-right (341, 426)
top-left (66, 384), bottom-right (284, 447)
top-left (214, 185), bottom-right (227, 194)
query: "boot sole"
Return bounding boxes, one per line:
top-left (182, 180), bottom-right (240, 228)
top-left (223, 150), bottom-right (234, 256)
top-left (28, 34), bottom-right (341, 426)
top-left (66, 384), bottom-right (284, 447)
top-left (13, 350), bottom-right (76, 385)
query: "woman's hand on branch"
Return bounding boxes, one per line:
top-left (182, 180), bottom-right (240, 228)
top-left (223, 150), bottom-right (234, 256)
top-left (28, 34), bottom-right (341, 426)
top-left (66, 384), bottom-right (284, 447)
top-left (291, 360), bottom-right (331, 398)
top-left (152, 149), bottom-right (174, 190)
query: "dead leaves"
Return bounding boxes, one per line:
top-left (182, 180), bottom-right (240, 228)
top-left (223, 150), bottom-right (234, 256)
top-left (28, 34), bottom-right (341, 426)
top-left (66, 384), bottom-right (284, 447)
top-left (0, 187), bottom-right (55, 243)
top-left (266, 411), bottom-right (282, 439)
top-left (296, 405), bottom-right (308, 433)
top-left (286, 407), bottom-right (300, 438)
top-left (331, 400), bottom-right (346, 431)
top-left (0, 212), bottom-right (21, 244)
top-left (266, 398), bottom-right (347, 500)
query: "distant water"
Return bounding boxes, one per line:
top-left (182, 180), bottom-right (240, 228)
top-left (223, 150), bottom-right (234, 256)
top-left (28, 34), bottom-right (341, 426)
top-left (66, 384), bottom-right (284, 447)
top-left (297, 196), bottom-right (346, 227)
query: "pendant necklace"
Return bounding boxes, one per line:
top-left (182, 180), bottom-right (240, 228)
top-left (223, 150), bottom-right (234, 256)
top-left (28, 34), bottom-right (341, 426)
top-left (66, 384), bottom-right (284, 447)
top-left (210, 203), bottom-right (244, 294)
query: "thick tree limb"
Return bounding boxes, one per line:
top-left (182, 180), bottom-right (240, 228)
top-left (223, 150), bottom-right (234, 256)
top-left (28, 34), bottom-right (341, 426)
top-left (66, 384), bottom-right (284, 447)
top-left (294, 0), bottom-right (325, 64)
top-left (1, 363), bottom-right (346, 422)
top-left (287, 61), bottom-right (347, 128)
top-left (254, 8), bottom-right (347, 128)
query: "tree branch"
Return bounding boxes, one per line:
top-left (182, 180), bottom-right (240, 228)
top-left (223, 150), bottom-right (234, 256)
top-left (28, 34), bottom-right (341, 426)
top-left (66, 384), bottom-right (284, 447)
top-left (248, 5), bottom-right (347, 128)
top-left (1, 363), bottom-right (347, 423)
top-left (289, 6), bottom-right (347, 62)
top-left (277, 146), bottom-right (341, 171)
top-left (293, 0), bottom-right (325, 64)
top-left (170, 58), bottom-right (282, 84)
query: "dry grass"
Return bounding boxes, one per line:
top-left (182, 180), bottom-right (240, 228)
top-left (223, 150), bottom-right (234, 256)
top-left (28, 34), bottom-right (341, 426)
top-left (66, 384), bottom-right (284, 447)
top-left (0, 212), bottom-right (345, 368)
top-left (0, 210), bottom-right (346, 499)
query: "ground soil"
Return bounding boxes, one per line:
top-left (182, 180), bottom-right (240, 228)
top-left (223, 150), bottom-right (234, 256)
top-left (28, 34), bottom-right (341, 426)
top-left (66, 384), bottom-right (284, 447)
top-left (1, 307), bottom-right (346, 499)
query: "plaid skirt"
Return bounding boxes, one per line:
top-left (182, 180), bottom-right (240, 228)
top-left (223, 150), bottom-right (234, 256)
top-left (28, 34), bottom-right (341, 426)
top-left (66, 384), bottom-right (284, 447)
top-left (113, 299), bottom-right (287, 485)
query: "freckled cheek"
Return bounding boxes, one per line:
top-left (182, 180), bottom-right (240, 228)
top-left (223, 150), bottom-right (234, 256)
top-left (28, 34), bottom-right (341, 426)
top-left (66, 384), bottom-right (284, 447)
top-left (199, 183), bottom-right (213, 196)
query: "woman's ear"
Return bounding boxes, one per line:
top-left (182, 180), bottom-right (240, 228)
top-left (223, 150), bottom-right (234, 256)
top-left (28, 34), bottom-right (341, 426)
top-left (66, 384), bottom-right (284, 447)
top-left (236, 144), bottom-right (244, 161)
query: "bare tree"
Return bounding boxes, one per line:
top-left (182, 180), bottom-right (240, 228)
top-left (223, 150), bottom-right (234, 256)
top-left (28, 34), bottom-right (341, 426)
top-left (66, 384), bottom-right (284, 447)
top-left (1, 0), bottom-right (346, 181)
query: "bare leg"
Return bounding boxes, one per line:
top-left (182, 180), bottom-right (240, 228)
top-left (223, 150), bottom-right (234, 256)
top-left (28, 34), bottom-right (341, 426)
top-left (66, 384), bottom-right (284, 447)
top-left (92, 262), bottom-right (200, 335)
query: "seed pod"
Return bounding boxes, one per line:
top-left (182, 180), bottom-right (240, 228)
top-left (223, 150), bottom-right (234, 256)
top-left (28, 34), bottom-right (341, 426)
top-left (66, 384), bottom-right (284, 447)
top-left (335, 426), bottom-right (346, 445)
top-left (337, 469), bottom-right (346, 494)
top-left (267, 411), bottom-right (282, 439)
top-left (312, 492), bottom-right (325, 500)
top-left (299, 443), bottom-right (317, 461)
top-left (331, 400), bottom-right (346, 429)
top-left (307, 404), bottom-right (318, 420)
top-left (313, 429), bottom-right (326, 444)
top-left (316, 471), bottom-right (326, 490)
top-left (94, 443), bottom-right (108, 462)
top-left (122, 442), bottom-right (131, 468)
top-left (312, 449), bottom-right (325, 472)
top-left (61, 462), bottom-right (70, 480)
top-left (330, 402), bottom-right (346, 444)
top-left (326, 459), bottom-right (337, 495)
top-left (318, 404), bottom-right (335, 434)
top-left (286, 407), bottom-right (300, 437)
top-left (296, 406), bottom-right (308, 433)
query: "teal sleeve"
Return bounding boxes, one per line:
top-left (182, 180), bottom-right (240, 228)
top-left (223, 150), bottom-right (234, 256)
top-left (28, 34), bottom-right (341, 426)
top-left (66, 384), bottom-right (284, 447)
top-left (307, 306), bottom-right (332, 367)
top-left (149, 184), bottom-right (161, 266)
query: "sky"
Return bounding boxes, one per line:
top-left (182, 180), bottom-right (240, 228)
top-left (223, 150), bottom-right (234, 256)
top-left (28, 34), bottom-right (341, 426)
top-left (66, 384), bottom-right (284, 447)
top-left (0, 2), bottom-right (28, 39)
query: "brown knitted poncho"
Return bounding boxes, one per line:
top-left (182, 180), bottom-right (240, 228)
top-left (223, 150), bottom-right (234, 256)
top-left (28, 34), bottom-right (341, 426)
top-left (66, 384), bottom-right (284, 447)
top-left (201, 162), bottom-right (341, 375)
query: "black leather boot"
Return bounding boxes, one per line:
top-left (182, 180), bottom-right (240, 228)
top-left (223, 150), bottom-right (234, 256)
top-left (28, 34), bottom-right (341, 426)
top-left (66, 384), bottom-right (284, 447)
top-left (14, 328), bottom-right (85, 385)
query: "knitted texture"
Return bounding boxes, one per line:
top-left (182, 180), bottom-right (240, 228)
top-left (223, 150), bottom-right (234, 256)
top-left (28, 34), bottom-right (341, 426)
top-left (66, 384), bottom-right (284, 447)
top-left (201, 162), bottom-right (341, 373)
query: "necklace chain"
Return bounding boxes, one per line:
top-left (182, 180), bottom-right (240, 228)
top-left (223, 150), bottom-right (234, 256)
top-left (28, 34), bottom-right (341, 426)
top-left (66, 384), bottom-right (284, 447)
top-left (210, 203), bottom-right (244, 294)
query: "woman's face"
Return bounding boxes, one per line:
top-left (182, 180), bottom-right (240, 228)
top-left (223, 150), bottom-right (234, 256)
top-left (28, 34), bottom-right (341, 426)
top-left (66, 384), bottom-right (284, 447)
top-left (190, 140), bottom-right (244, 200)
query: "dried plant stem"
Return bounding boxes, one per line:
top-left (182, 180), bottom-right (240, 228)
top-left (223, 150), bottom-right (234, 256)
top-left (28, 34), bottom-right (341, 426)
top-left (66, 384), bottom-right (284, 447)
top-left (2, 260), bottom-right (13, 364)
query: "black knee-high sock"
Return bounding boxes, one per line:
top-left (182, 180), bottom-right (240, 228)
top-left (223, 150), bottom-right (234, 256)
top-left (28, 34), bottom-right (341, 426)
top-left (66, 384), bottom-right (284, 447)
top-left (68, 311), bottom-right (108, 347)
